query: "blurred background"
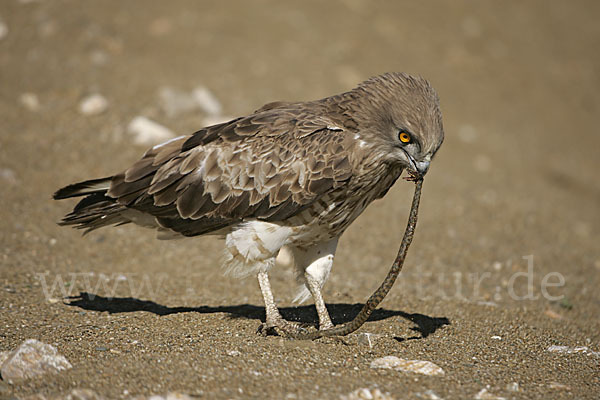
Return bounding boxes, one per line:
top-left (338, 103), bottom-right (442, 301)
top-left (0, 0), bottom-right (599, 398)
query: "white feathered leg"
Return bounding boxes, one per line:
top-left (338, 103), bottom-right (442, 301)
top-left (291, 237), bottom-right (339, 330)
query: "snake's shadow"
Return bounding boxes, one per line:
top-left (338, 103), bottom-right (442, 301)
top-left (66, 292), bottom-right (449, 339)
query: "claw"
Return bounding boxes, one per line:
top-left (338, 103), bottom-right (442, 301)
top-left (257, 320), bottom-right (312, 337)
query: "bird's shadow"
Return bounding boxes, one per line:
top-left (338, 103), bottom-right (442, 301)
top-left (66, 292), bottom-right (449, 339)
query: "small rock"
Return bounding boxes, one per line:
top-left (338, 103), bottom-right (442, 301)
top-left (370, 356), bottom-right (444, 376)
top-left (134, 393), bottom-right (193, 400)
top-left (78, 94), bottom-right (108, 116)
top-left (340, 388), bottom-right (394, 400)
top-left (357, 332), bottom-right (381, 348)
top-left (192, 86), bottom-right (222, 116)
top-left (506, 382), bottom-right (519, 392)
top-left (0, 339), bottom-right (72, 383)
top-left (543, 309), bottom-right (563, 320)
top-left (547, 345), bottom-right (599, 356)
top-left (416, 390), bottom-right (443, 400)
top-left (127, 116), bottom-right (175, 146)
top-left (64, 388), bottom-right (104, 400)
top-left (548, 382), bottom-right (571, 390)
top-left (20, 92), bottom-right (40, 111)
top-left (90, 49), bottom-right (109, 66)
top-left (0, 19), bottom-right (7, 41)
top-left (158, 87), bottom-right (198, 117)
top-left (477, 301), bottom-right (498, 307)
top-left (490, 335), bottom-right (501, 340)
top-left (474, 387), bottom-right (505, 400)
top-left (227, 350), bottom-right (241, 356)
top-left (0, 168), bottom-right (18, 184)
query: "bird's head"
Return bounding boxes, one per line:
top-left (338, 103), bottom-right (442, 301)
top-left (350, 72), bottom-right (444, 178)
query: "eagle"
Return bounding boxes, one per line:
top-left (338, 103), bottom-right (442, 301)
top-left (54, 72), bottom-right (444, 336)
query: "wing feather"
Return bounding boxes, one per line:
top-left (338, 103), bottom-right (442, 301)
top-left (103, 103), bottom-right (355, 236)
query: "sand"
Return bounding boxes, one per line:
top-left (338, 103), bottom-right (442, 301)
top-left (1, 1), bottom-right (599, 398)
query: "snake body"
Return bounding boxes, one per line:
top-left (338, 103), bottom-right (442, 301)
top-left (290, 178), bottom-right (423, 340)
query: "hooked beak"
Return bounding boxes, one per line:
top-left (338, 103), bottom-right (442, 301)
top-left (401, 149), bottom-right (430, 178)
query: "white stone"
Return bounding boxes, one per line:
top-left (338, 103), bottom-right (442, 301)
top-left (0, 168), bottom-right (17, 184)
top-left (127, 116), bottom-right (175, 146)
top-left (340, 388), bottom-right (394, 400)
top-left (0, 20), bottom-right (7, 41)
top-left (158, 87), bottom-right (198, 117)
top-left (474, 387), bottom-right (505, 400)
top-left (20, 92), bottom-right (40, 111)
top-left (357, 332), bottom-right (381, 349)
top-left (0, 339), bottom-right (72, 383)
top-left (192, 86), bottom-right (222, 116)
top-left (370, 356), bottom-right (444, 376)
top-left (79, 94), bottom-right (108, 116)
top-left (506, 382), bottom-right (519, 392)
top-left (137, 393), bottom-right (193, 400)
top-left (491, 335), bottom-right (502, 340)
top-left (417, 390), bottom-right (443, 400)
top-left (546, 345), bottom-right (599, 356)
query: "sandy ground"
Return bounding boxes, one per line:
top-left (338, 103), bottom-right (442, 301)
top-left (1, 0), bottom-right (599, 399)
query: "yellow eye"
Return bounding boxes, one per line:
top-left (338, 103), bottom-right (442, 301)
top-left (399, 131), bottom-right (411, 143)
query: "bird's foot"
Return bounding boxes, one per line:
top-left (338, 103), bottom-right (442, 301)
top-left (257, 318), bottom-right (313, 337)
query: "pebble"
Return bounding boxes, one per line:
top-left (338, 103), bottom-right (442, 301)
top-left (79, 94), bottom-right (108, 116)
top-left (546, 345), bottom-right (599, 356)
top-left (506, 382), bottom-right (519, 392)
top-left (416, 390), bottom-right (443, 400)
top-left (340, 388), bottom-right (394, 400)
top-left (0, 339), bottom-right (72, 383)
top-left (543, 309), bottom-right (563, 320)
top-left (192, 86), bottom-right (222, 116)
top-left (20, 92), bottom-right (40, 111)
top-left (357, 332), bottom-right (381, 348)
top-left (548, 382), bottom-right (571, 390)
top-left (158, 87), bottom-right (199, 117)
top-left (370, 356), bottom-right (445, 376)
top-left (158, 85), bottom-right (222, 118)
top-left (0, 19), bottom-right (7, 41)
top-left (490, 335), bottom-right (502, 340)
top-left (474, 387), bottom-right (505, 400)
top-left (135, 392), bottom-right (193, 400)
top-left (0, 168), bottom-right (18, 184)
top-left (127, 116), bottom-right (175, 146)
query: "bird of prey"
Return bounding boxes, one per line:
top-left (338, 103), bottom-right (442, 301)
top-left (53, 72), bottom-right (444, 336)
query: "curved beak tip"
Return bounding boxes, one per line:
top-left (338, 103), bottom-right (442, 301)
top-left (415, 160), bottom-right (430, 176)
